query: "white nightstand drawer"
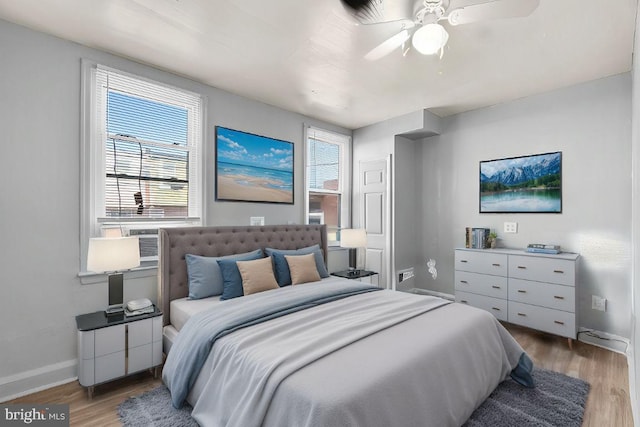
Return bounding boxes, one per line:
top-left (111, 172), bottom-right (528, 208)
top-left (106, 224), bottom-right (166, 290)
top-left (455, 250), bottom-right (508, 276)
top-left (153, 317), bottom-right (163, 343)
top-left (455, 271), bottom-right (507, 299)
top-left (128, 318), bottom-right (153, 348)
top-left (95, 325), bottom-right (125, 357)
top-left (129, 343), bottom-right (153, 374)
top-left (78, 330), bottom-right (94, 360)
top-left (508, 255), bottom-right (575, 286)
top-left (153, 340), bottom-right (163, 366)
top-left (456, 291), bottom-right (508, 321)
top-left (508, 278), bottom-right (575, 312)
top-left (95, 351), bottom-right (125, 384)
top-left (508, 302), bottom-right (576, 339)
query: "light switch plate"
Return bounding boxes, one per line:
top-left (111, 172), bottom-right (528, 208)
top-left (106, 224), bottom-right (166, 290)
top-left (504, 222), bottom-right (518, 233)
top-left (250, 216), bottom-right (265, 226)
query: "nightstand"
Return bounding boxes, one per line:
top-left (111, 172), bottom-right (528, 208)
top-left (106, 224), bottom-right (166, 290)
top-left (76, 307), bottom-right (163, 398)
top-left (332, 270), bottom-right (379, 286)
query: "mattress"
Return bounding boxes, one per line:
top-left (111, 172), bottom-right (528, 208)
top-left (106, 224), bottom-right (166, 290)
top-left (170, 295), bottom-right (223, 332)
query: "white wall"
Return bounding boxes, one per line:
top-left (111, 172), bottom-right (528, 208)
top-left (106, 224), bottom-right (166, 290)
top-left (0, 18), bottom-right (349, 400)
top-left (415, 73), bottom-right (632, 339)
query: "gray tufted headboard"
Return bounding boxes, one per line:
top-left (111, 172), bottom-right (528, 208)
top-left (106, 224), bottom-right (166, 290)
top-left (157, 224), bottom-right (328, 326)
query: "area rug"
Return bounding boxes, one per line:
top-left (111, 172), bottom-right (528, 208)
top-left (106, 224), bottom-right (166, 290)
top-left (119, 368), bottom-right (589, 427)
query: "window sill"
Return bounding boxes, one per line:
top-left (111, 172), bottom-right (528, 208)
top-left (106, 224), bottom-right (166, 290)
top-left (79, 264), bottom-right (157, 285)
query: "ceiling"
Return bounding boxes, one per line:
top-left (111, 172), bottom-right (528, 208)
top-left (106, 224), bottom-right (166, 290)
top-left (0, 0), bottom-right (636, 129)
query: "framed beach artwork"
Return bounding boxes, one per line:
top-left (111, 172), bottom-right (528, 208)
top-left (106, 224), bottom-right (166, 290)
top-left (215, 126), bottom-right (294, 204)
top-left (479, 151), bottom-right (562, 213)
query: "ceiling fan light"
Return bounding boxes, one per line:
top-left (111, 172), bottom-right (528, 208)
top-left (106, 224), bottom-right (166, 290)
top-left (412, 23), bottom-right (449, 55)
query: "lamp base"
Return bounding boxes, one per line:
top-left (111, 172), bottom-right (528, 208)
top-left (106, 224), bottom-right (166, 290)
top-left (106, 273), bottom-right (124, 317)
top-left (105, 305), bottom-right (124, 316)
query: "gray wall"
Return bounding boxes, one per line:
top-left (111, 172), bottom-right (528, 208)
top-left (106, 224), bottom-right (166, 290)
top-left (415, 73), bottom-right (632, 338)
top-left (0, 18), bottom-right (348, 400)
top-left (630, 3), bottom-right (640, 421)
top-left (393, 137), bottom-right (421, 291)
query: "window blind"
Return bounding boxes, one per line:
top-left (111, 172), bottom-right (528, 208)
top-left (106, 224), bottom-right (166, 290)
top-left (306, 127), bottom-right (347, 193)
top-left (95, 66), bottom-right (202, 220)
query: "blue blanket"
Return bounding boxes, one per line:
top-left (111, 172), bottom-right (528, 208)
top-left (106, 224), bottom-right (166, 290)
top-left (162, 280), bottom-right (382, 408)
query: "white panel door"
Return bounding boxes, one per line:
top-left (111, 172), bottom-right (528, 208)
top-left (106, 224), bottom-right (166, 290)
top-left (359, 157), bottom-right (391, 288)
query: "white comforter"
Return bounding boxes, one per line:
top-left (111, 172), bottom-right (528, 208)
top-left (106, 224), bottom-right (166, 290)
top-left (178, 282), bottom-right (526, 427)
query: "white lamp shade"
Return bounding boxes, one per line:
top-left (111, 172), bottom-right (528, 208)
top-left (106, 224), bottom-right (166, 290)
top-left (340, 229), bottom-right (367, 248)
top-left (87, 237), bottom-right (140, 273)
top-left (412, 23), bottom-right (449, 55)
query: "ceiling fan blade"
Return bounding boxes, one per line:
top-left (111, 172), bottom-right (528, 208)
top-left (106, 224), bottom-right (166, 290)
top-left (341, 0), bottom-right (415, 25)
top-left (365, 29), bottom-right (412, 61)
top-left (446, 0), bottom-right (540, 26)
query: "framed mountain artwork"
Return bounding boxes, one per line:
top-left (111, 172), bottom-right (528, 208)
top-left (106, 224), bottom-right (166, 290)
top-left (479, 152), bottom-right (562, 213)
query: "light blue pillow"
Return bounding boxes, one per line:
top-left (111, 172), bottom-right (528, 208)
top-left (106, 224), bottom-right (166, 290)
top-left (217, 250), bottom-right (264, 300)
top-left (185, 249), bottom-right (263, 299)
top-left (265, 245), bottom-right (329, 286)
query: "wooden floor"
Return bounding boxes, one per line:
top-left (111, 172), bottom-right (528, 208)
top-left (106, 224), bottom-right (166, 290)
top-left (8, 324), bottom-right (634, 426)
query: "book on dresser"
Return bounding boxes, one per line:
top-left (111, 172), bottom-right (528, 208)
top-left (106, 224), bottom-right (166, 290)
top-left (465, 227), bottom-right (490, 249)
top-left (526, 244), bottom-right (561, 254)
top-left (454, 247), bottom-right (579, 342)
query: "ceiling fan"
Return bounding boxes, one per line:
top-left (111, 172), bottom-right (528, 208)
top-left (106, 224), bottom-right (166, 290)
top-left (341, 0), bottom-right (540, 60)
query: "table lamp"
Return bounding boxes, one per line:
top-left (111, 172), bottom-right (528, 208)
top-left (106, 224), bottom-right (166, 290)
top-left (87, 237), bottom-right (140, 316)
top-left (340, 228), bottom-right (367, 274)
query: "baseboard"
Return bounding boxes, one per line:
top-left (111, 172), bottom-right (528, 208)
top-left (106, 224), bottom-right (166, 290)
top-left (0, 359), bottom-right (77, 403)
top-left (404, 288), bottom-right (455, 301)
top-left (577, 327), bottom-right (630, 355)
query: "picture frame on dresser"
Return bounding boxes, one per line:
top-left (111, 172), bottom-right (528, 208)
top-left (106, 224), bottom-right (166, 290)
top-left (454, 248), bottom-right (579, 348)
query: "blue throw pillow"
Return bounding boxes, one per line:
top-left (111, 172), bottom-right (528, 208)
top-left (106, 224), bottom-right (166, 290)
top-left (265, 244), bottom-right (329, 286)
top-left (185, 249), bottom-right (263, 299)
top-left (217, 250), bottom-right (264, 300)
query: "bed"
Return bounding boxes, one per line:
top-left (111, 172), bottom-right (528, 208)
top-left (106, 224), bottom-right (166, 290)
top-left (158, 225), bottom-right (533, 427)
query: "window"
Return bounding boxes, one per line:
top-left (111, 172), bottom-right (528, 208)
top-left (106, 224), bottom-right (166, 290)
top-left (81, 61), bottom-right (203, 271)
top-left (305, 126), bottom-right (351, 245)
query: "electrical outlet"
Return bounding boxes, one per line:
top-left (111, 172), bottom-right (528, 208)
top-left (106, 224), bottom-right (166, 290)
top-left (397, 268), bottom-right (414, 283)
top-left (504, 222), bottom-right (518, 233)
top-left (592, 295), bottom-right (606, 312)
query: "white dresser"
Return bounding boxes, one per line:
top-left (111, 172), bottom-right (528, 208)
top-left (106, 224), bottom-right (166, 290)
top-left (76, 308), bottom-right (163, 398)
top-left (454, 248), bottom-right (579, 342)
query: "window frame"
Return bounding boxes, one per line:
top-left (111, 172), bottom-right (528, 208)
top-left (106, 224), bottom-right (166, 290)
top-left (304, 125), bottom-right (351, 246)
top-left (80, 60), bottom-right (204, 273)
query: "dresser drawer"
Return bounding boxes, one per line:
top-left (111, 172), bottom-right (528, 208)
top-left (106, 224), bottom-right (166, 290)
top-left (455, 271), bottom-right (508, 299)
top-left (456, 291), bottom-right (508, 321)
top-left (508, 255), bottom-right (575, 286)
top-left (455, 250), bottom-right (508, 276)
top-left (508, 301), bottom-right (576, 338)
top-left (508, 278), bottom-right (575, 312)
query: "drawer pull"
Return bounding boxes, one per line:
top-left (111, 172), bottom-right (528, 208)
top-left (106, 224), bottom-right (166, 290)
top-left (554, 320), bottom-right (565, 325)
top-left (460, 280), bottom-right (468, 284)
top-left (553, 270), bottom-right (564, 274)
top-left (491, 307), bottom-right (501, 311)
top-left (517, 266), bottom-right (527, 269)
top-left (460, 300), bottom-right (468, 304)
top-left (517, 290), bottom-right (527, 293)
top-left (553, 295), bottom-right (565, 300)
top-left (492, 263), bottom-right (501, 267)
top-left (460, 260), bottom-right (468, 263)
top-left (491, 285), bottom-right (501, 289)
top-left (517, 313), bottom-right (527, 317)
